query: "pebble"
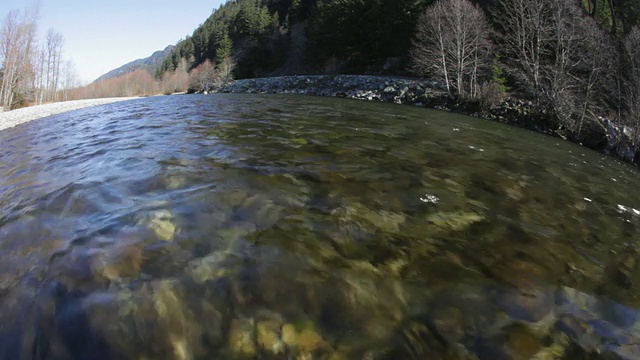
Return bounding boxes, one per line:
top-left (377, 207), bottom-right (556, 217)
top-left (256, 320), bottom-right (284, 354)
top-left (228, 318), bottom-right (257, 358)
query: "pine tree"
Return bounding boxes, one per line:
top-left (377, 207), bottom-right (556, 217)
top-left (289, 0), bottom-right (301, 22)
top-left (216, 34), bottom-right (233, 64)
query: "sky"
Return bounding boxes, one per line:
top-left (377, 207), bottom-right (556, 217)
top-left (1, 0), bottom-right (226, 83)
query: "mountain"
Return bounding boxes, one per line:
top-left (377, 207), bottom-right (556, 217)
top-left (94, 45), bottom-right (175, 82)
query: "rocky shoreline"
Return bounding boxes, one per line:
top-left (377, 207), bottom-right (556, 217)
top-left (0, 97), bottom-right (139, 132)
top-left (220, 75), bottom-right (639, 167)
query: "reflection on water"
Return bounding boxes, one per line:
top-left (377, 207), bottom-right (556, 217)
top-left (0, 94), bottom-right (639, 359)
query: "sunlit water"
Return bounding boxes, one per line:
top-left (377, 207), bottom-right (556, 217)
top-left (0, 94), bottom-right (639, 359)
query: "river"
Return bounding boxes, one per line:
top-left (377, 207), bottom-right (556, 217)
top-left (0, 94), bottom-right (639, 359)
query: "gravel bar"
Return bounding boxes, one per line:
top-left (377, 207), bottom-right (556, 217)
top-left (0, 97), bottom-right (139, 132)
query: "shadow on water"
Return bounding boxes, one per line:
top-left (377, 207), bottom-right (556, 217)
top-left (0, 283), bottom-right (113, 360)
top-left (30, 284), bottom-right (114, 360)
top-left (0, 94), bottom-right (639, 359)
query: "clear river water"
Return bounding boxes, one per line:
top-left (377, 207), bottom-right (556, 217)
top-left (0, 94), bottom-right (639, 359)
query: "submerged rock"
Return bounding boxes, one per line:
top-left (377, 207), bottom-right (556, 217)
top-left (430, 307), bottom-right (465, 343)
top-left (228, 318), bottom-right (257, 358)
top-left (137, 209), bottom-right (176, 241)
top-left (256, 318), bottom-right (285, 355)
top-left (322, 272), bottom-right (407, 341)
top-left (332, 202), bottom-right (406, 234)
top-left (490, 259), bottom-right (555, 323)
top-left (83, 279), bottom-right (220, 359)
top-left (281, 323), bottom-right (297, 348)
top-left (281, 321), bottom-right (327, 353)
top-left (187, 251), bottom-right (240, 284)
top-left (426, 211), bottom-right (485, 232)
top-left (50, 248), bottom-right (106, 293)
top-left (385, 318), bottom-right (458, 359)
top-left (502, 323), bottom-right (544, 359)
top-left (91, 241), bottom-right (143, 281)
top-left (164, 174), bottom-right (187, 189)
top-left (140, 240), bottom-right (191, 278)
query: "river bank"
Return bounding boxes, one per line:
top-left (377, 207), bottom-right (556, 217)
top-left (219, 75), bottom-right (640, 167)
top-left (0, 97), bottom-right (139, 132)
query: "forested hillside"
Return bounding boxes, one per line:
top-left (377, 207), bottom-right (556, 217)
top-left (157, 0), bottom-right (639, 78)
top-left (157, 0), bottom-right (434, 78)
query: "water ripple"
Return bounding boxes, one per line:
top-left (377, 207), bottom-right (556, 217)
top-left (0, 94), bottom-right (639, 358)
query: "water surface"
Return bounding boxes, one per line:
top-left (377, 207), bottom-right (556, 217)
top-left (0, 94), bottom-right (639, 359)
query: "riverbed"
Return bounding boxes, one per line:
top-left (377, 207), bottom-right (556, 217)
top-left (0, 94), bottom-right (639, 359)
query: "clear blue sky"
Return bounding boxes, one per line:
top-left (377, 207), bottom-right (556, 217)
top-left (2, 0), bottom-right (225, 83)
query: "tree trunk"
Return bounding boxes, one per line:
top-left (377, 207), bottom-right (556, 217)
top-left (608, 0), bottom-right (617, 33)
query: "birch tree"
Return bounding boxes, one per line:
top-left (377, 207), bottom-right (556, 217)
top-left (217, 56), bottom-right (236, 86)
top-left (494, 0), bottom-right (616, 133)
top-left (43, 28), bottom-right (64, 102)
top-left (542, 0), bottom-right (584, 129)
top-left (493, 0), bottom-right (554, 104)
top-left (575, 19), bottom-right (616, 133)
top-left (0, 6), bottom-right (39, 110)
top-left (410, 0), bottom-right (491, 99)
top-left (61, 59), bottom-right (79, 100)
top-left (35, 45), bottom-right (46, 103)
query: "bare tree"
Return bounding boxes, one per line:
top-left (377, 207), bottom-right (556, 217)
top-left (217, 57), bottom-right (236, 87)
top-left (129, 68), bottom-right (158, 96)
top-left (0, 6), bottom-right (39, 110)
top-left (494, 0), bottom-right (616, 133)
top-left (34, 45), bottom-right (46, 103)
top-left (542, 0), bottom-right (584, 130)
top-left (622, 27), bottom-right (640, 144)
top-left (188, 59), bottom-right (216, 93)
top-left (493, 0), bottom-right (553, 104)
top-left (43, 28), bottom-right (64, 102)
top-left (411, 1), bottom-right (453, 93)
top-left (160, 58), bottom-right (190, 94)
top-left (575, 19), bottom-right (616, 134)
top-left (61, 59), bottom-right (79, 100)
top-left (410, 0), bottom-right (491, 99)
top-left (63, 68), bottom-right (161, 100)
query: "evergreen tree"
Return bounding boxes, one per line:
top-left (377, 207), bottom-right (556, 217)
top-left (216, 34), bottom-right (234, 64)
top-left (289, 0), bottom-right (301, 22)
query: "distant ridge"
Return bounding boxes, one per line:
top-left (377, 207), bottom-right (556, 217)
top-left (94, 45), bottom-right (174, 82)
